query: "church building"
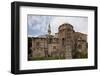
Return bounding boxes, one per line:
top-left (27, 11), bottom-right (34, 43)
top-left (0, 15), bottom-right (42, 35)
top-left (28, 23), bottom-right (88, 60)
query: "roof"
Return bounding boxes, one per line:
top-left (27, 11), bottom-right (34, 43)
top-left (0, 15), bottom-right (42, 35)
top-left (31, 34), bottom-right (58, 39)
top-left (58, 23), bottom-right (73, 29)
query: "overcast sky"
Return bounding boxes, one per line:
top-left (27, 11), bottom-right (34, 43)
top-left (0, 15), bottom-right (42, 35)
top-left (28, 15), bottom-right (88, 37)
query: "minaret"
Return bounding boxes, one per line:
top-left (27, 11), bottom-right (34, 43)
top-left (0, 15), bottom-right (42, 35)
top-left (47, 24), bottom-right (52, 57)
top-left (48, 24), bottom-right (51, 35)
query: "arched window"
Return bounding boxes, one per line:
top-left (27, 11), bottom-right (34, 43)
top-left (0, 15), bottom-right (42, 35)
top-left (36, 42), bottom-right (40, 46)
top-left (67, 28), bottom-right (71, 31)
top-left (53, 46), bottom-right (56, 49)
top-left (62, 38), bottom-right (65, 46)
top-left (48, 38), bottom-right (52, 43)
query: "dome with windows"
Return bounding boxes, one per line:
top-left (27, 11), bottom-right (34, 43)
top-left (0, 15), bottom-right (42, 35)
top-left (58, 23), bottom-right (73, 31)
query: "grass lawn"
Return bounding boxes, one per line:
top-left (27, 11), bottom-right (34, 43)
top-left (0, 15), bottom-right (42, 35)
top-left (29, 56), bottom-right (65, 61)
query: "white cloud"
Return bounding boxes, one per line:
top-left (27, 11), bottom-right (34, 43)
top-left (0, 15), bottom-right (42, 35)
top-left (50, 16), bottom-right (88, 35)
top-left (28, 15), bottom-right (88, 37)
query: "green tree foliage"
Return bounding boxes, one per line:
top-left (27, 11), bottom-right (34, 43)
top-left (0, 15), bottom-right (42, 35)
top-left (72, 49), bottom-right (88, 59)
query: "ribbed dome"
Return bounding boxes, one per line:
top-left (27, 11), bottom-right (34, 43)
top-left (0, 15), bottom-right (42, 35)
top-left (58, 23), bottom-right (73, 30)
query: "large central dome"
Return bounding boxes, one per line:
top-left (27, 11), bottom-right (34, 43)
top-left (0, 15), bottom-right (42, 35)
top-left (58, 23), bottom-right (73, 31)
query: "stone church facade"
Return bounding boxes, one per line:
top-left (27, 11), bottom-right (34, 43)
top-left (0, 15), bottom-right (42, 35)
top-left (28, 23), bottom-right (88, 60)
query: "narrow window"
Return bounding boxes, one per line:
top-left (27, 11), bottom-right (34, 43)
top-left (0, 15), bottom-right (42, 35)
top-left (62, 38), bottom-right (65, 46)
top-left (36, 42), bottom-right (40, 46)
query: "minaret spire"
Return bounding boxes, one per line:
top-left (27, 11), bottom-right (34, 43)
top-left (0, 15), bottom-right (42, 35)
top-left (48, 23), bottom-right (51, 35)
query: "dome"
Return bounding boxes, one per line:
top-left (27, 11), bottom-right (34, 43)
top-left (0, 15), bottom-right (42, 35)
top-left (58, 23), bottom-right (73, 31)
